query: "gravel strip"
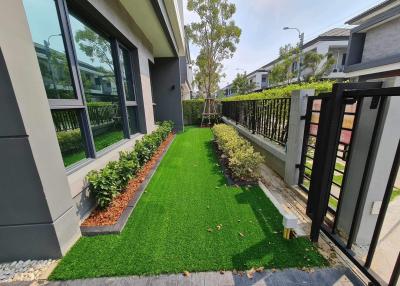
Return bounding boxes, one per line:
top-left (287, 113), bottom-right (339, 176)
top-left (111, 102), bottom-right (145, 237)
top-left (0, 259), bottom-right (57, 283)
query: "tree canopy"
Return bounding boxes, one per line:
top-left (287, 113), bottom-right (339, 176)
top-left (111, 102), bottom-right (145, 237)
top-left (231, 72), bottom-right (256, 95)
top-left (269, 44), bottom-right (299, 85)
top-left (302, 51), bottom-right (335, 81)
top-left (186, 0), bottom-right (241, 98)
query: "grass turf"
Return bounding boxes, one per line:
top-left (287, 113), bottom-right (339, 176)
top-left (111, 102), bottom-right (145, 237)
top-left (62, 129), bottom-right (125, 167)
top-left (50, 127), bottom-right (327, 280)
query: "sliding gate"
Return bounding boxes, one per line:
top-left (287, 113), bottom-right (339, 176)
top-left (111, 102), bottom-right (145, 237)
top-left (298, 83), bottom-right (400, 285)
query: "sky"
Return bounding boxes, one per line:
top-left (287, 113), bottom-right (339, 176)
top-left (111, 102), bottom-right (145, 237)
top-left (183, 0), bottom-right (386, 88)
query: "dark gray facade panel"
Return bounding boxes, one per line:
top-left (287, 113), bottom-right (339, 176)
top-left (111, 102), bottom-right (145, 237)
top-left (0, 224), bottom-right (62, 262)
top-left (0, 49), bottom-right (26, 137)
top-left (345, 33), bottom-right (366, 66)
top-left (0, 137), bottom-right (53, 226)
top-left (151, 58), bottom-right (184, 132)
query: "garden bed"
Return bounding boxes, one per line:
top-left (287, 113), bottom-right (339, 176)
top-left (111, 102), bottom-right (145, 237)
top-left (80, 133), bottom-right (175, 235)
top-left (212, 140), bottom-right (257, 186)
top-left (50, 127), bottom-right (327, 281)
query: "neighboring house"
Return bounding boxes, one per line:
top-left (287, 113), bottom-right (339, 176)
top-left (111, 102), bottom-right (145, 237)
top-left (180, 37), bottom-right (194, 100)
top-left (219, 27), bottom-right (350, 96)
top-left (344, 0), bottom-right (400, 81)
top-left (262, 28), bottom-right (350, 86)
top-left (0, 0), bottom-right (188, 261)
top-left (221, 83), bottom-right (235, 97)
top-left (246, 69), bottom-right (269, 91)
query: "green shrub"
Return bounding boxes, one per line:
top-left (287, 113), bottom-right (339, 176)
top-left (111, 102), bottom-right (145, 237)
top-left (183, 99), bottom-right (204, 125)
top-left (221, 81), bottom-right (333, 101)
top-left (212, 124), bottom-right (263, 181)
top-left (57, 129), bottom-right (83, 154)
top-left (86, 121), bottom-right (174, 209)
top-left (87, 164), bottom-right (120, 209)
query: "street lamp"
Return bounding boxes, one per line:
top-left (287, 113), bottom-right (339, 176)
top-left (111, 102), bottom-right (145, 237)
top-left (44, 33), bottom-right (62, 98)
top-left (283, 27), bottom-right (304, 83)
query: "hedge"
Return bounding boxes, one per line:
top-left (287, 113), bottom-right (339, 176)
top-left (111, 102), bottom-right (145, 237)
top-left (86, 121), bottom-right (174, 209)
top-left (221, 81), bottom-right (333, 101)
top-left (183, 99), bottom-right (204, 125)
top-left (212, 124), bottom-right (263, 181)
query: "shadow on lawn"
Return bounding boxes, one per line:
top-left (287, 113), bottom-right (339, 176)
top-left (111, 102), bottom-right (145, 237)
top-left (232, 187), bottom-right (279, 268)
top-left (203, 139), bottom-right (230, 187)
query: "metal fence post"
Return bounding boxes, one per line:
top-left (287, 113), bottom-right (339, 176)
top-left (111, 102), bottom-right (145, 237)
top-left (252, 100), bottom-right (256, 134)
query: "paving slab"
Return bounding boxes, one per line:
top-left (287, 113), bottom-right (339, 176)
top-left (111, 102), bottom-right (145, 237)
top-left (13, 267), bottom-right (364, 286)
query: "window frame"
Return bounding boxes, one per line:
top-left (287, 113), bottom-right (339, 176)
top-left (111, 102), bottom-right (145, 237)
top-left (27, 0), bottom-right (142, 171)
top-left (113, 41), bottom-right (140, 137)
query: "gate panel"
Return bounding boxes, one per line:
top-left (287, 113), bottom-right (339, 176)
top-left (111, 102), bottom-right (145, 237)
top-left (302, 82), bottom-right (400, 286)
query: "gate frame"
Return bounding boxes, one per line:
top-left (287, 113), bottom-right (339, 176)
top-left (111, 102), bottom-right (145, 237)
top-left (304, 82), bottom-right (400, 286)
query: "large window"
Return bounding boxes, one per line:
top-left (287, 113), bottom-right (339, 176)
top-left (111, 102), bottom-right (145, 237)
top-left (23, 0), bottom-right (75, 99)
top-left (23, 0), bottom-right (141, 168)
top-left (69, 14), bottom-right (124, 152)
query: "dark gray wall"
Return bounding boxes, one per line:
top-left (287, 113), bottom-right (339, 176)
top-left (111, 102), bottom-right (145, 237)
top-left (0, 49), bottom-right (64, 261)
top-left (151, 57), bottom-right (184, 132)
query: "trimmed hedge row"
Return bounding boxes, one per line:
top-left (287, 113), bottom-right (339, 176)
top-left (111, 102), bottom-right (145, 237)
top-left (221, 81), bottom-right (333, 101)
top-left (212, 124), bottom-right (263, 181)
top-left (87, 121), bottom-right (174, 209)
top-left (183, 99), bottom-right (204, 125)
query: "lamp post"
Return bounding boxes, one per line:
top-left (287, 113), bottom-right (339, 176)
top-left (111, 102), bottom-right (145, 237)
top-left (44, 33), bottom-right (62, 98)
top-left (283, 27), bottom-right (304, 83)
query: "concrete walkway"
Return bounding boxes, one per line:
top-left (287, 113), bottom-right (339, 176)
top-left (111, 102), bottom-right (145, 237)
top-left (371, 196), bottom-right (400, 284)
top-left (1, 267), bottom-right (363, 286)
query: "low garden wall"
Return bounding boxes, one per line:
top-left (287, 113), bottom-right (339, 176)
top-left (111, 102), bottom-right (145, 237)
top-left (221, 88), bottom-right (316, 186)
top-left (221, 117), bottom-right (286, 177)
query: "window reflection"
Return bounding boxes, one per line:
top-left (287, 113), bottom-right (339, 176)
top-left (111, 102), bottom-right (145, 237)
top-left (69, 14), bottom-right (124, 151)
top-left (118, 46), bottom-right (136, 101)
top-left (127, 107), bottom-right (139, 135)
top-left (51, 110), bottom-right (87, 167)
top-left (23, 0), bottom-right (75, 99)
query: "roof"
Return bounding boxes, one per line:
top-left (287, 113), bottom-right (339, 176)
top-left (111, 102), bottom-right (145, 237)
top-left (319, 28), bottom-right (351, 37)
top-left (346, 0), bottom-right (399, 25)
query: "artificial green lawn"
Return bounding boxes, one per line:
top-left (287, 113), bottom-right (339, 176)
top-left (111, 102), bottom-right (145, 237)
top-left (50, 127), bottom-right (327, 280)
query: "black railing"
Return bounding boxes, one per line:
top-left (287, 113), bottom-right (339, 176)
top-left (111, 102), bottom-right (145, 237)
top-left (53, 104), bottom-right (120, 132)
top-left (221, 98), bottom-right (291, 146)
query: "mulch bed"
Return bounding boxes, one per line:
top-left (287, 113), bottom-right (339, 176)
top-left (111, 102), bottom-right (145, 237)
top-left (212, 140), bottom-right (257, 186)
top-left (81, 133), bottom-right (175, 227)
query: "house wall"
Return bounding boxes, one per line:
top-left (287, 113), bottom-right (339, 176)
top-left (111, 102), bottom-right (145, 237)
top-left (362, 16), bottom-right (400, 64)
top-left (151, 58), bottom-right (184, 132)
top-left (0, 0), bottom-right (184, 262)
top-left (345, 7), bottom-right (400, 78)
top-left (0, 0), bottom-right (81, 261)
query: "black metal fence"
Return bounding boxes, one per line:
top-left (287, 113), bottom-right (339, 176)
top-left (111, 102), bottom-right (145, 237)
top-left (52, 103), bottom-right (120, 132)
top-left (221, 98), bottom-right (291, 146)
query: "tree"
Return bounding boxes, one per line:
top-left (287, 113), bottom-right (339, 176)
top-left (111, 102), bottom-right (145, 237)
top-left (231, 72), bottom-right (256, 95)
top-left (269, 44), bottom-right (299, 85)
top-left (302, 51), bottom-right (335, 81)
top-left (74, 27), bottom-right (114, 73)
top-left (192, 48), bottom-right (223, 98)
top-left (186, 0), bottom-right (241, 97)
